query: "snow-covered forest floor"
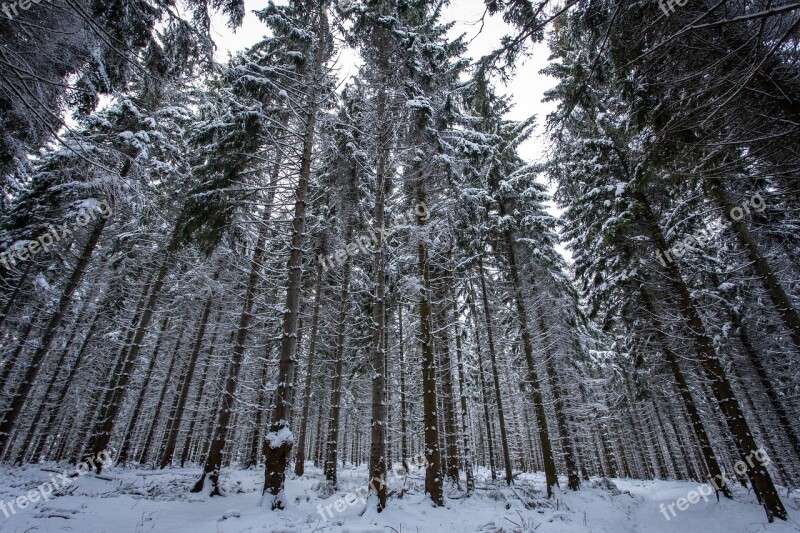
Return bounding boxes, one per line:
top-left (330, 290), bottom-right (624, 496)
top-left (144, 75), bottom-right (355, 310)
top-left (1, 463), bottom-right (798, 533)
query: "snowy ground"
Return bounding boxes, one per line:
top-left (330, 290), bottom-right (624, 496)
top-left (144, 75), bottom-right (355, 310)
top-left (0, 462), bottom-right (798, 532)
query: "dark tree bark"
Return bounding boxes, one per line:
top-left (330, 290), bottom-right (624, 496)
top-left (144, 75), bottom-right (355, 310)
top-left (0, 216), bottom-right (107, 454)
top-left (535, 308), bottom-right (581, 491)
top-left (247, 341), bottom-right (272, 470)
top-left (324, 251), bottom-right (352, 484)
top-left (451, 280), bottom-right (475, 492)
top-left (32, 308), bottom-right (100, 461)
top-left (88, 226), bottom-right (181, 471)
top-left (79, 274), bottom-right (154, 456)
top-left (160, 287), bottom-right (217, 469)
top-left (15, 294), bottom-right (94, 463)
top-left (116, 315), bottom-right (171, 465)
top-left (705, 180), bottom-right (800, 356)
top-left (0, 261), bottom-right (32, 333)
top-left (477, 258), bottom-right (513, 485)
top-left (417, 190), bottom-right (443, 506)
top-left (398, 304), bottom-right (409, 473)
top-left (499, 229), bottom-right (559, 497)
top-left (468, 294), bottom-right (497, 481)
top-left (180, 313), bottom-right (222, 467)
top-left (262, 37), bottom-right (325, 505)
top-left (620, 237), bottom-right (731, 492)
top-left (433, 278), bottom-right (460, 485)
top-left (736, 314), bottom-right (800, 458)
top-left (709, 266), bottom-right (800, 460)
top-left (314, 396), bottom-right (327, 467)
top-left (599, 421), bottom-right (618, 478)
top-left (0, 303), bottom-right (42, 394)
top-left (365, 85), bottom-right (390, 511)
top-left (138, 317), bottom-right (189, 465)
top-left (194, 221), bottom-right (269, 494)
top-left (294, 251), bottom-right (324, 476)
top-left (640, 194), bottom-right (787, 521)
top-left (385, 303), bottom-right (393, 471)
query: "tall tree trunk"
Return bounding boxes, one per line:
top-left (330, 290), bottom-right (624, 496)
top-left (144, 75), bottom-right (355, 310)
top-left (15, 294), bottom-right (95, 463)
top-left (738, 318), bottom-right (800, 460)
top-left (197, 387), bottom-right (223, 465)
top-left (639, 194), bottom-right (787, 521)
top-left (385, 303), bottom-right (393, 471)
top-left (324, 252), bottom-right (352, 484)
top-left (705, 180), bottom-right (800, 355)
top-left (88, 226), bottom-right (181, 471)
top-left (262, 40), bottom-right (324, 505)
top-left (180, 313), bottom-right (221, 467)
top-left (620, 378), bottom-right (654, 480)
top-left (502, 355), bottom-right (526, 472)
top-left (723, 294), bottom-right (800, 459)
top-left (314, 396), bottom-right (327, 467)
top-left (69, 275), bottom-right (154, 460)
top-left (78, 273), bottom-right (154, 452)
top-left (499, 230), bottom-right (558, 497)
top-left (62, 357), bottom-right (114, 462)
top-left (0, 304), bottom-right (43, 394)
top-left (640, 288), bottom-right (731, 496)
top-left (451, 280), bottom-right (474, 493)
top-left (160, 359), bottom-right (193, 465)
top-left (138, 317), bottom-right (189, 465)
top-left (246, 159), bottom-right (283, 472)
top-left (398, 304), bottom-right (409, 473)
top-left (535, 309), bottom-right (580, 491)
top-left (32, 308), bottom-right (100, 461)
top-left (433, 279), bottom-right (460, 485)
top-left (654, 405), bottom-right (681, 479)
top-left (364, 86), bottom-right (390, 511)
top-left (193, 222), bottom-right (270, 494)
top-left (0, 261), bottom-right (32, 333)
top-left (115, 315), bottom-right (171, 464)
top-left (599, 420), bottom-right (618, 478)
top-left (160, 287), bottom-right (217, 469)
top-left (0, 216), bottom-right (107, 454)
top-left (418, 227), bottom-right (443, 505)
top-left (294, 252), bottom-right (325, 476)
top-left (247, 342), bottom-right (272, 470)
top-left (468, 294), bottom-right (497, 481)
top-left (667, 403), bottom-right (699, 481)
top-left (477, 258), bottom-right (513, 485)
top-left (702, 269), bottom-right (800, 478)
